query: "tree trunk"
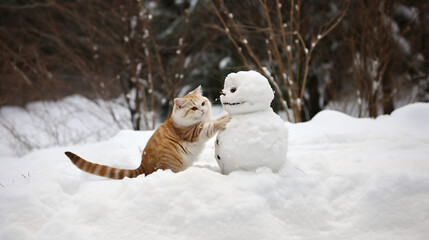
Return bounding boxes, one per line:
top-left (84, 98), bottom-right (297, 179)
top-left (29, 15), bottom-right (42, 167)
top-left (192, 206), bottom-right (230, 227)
top-left (368, 92), bottom-right (378, 118)
top-left (308, 74), bottom-right (321, 119)
top-left (382, 62), bottom-right (394, 115)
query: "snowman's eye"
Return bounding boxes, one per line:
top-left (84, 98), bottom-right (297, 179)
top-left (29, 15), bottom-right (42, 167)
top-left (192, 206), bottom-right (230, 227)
top-left (230, 87), bottom-right (237, 93)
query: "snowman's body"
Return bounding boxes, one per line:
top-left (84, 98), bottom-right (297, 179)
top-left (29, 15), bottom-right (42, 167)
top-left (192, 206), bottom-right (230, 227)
top-left (215, 71), bottom-right (288, 174)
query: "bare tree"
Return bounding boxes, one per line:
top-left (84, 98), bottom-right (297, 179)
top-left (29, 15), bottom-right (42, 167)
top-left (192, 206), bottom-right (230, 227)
top-left (0, 0), bottom-right (206, 130)
top-left (1, 0), bottom-right (427, 129)
top-left (343, 0), bottom-right (426, 117)
top-left (210, 0), bottom-right (350, 122)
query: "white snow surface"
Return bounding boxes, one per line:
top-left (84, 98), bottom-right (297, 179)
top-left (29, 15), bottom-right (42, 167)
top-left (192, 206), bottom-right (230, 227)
top-left (1, 103), bottom-right (429, 240)
top-left (0, 95), bottom-right (131, 156)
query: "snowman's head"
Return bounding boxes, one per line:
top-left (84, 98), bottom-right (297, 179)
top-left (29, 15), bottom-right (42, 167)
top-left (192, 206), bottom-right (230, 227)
top-left (220, 70), bottom-right (274, 115)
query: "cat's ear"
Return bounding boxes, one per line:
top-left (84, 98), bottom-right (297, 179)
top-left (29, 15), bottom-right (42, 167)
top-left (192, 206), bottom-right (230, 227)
top-left (190, 85), bottom-right (203, 96)
top-left (174, 98), bottom-right (185, 108)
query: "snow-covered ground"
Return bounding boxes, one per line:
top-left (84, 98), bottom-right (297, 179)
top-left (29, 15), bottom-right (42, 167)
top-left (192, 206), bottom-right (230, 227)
top-left (1, 102), bottom-right (429, 240)
top-left (0, 95), bottom-right (132, 157)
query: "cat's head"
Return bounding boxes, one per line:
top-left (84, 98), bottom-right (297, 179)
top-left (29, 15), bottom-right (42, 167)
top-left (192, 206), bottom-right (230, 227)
top-left (172, 86), bottom-right (211, 126)
top-left (220, 70), bottom-right (274, 115)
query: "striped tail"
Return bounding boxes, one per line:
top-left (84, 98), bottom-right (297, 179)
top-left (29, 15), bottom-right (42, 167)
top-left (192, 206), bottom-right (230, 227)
top-left (65, 151), bottom-right (145, 179)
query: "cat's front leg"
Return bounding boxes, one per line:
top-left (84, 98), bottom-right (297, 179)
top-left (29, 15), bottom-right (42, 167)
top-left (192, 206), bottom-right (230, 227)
top-left (202, 114), bottom-right (230, 138)
top-left (213, 113), bottom-right (229, 122)
top-left (214, 113), bottom-right (230, 130)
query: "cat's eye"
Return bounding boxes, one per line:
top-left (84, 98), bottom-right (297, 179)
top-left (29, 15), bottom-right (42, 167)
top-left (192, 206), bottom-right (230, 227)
top-left (202, 101), bottom-right (205, 106)
top-left (191, 107), bottom-right (198, 111)
top-left (230, 87), bottom-right (237, 93)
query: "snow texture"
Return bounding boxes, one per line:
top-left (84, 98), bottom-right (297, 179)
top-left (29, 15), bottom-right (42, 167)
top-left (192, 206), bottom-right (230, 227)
top-left (216, 70), bottom-right (288, 174)
top-left (219, 57), bottom-right (231, 69)
top-left (0, 95), bottom-right (131, 156)
top-left (1, 103), bottom-right (429, 240)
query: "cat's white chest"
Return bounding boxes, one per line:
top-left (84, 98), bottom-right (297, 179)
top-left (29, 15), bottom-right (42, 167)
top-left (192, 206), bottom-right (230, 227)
top-left (181, 140), bottom-right (206, 169)
top-left (215, 109), bottom-right (288, 174)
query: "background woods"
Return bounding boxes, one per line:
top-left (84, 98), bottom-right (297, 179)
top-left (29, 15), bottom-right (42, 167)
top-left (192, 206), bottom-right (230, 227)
top-left (1, 0), bottom-right (428, 128)
top-left (1, 0), bottom-right (206, 130)
top-left (210, 0), bottom-right (428, 121)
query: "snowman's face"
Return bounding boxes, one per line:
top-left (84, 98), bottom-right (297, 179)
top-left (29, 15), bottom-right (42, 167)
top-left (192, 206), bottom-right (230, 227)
top-left (220, 71), bottom-right (274, 115)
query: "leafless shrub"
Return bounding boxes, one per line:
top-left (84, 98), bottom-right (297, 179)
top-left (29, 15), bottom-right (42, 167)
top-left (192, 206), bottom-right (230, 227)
top-left (330, 0), bottom-right (428, 117)
top-left (0, 0), bottom-right (205, 130)
top-left (210, 0), bottom-right (428, 120)
top-left (210, 0), bottom-right (350, 122)
top-left (116, 1), bottom-right (199, 130)
top-left (0, 95), bottom-right (131, 156)
top-left (1, 0), bottom-right (427, 140)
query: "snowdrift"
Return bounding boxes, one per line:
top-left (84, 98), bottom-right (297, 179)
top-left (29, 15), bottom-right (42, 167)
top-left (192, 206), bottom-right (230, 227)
top-left (1, 103), bottom-right (429, 240)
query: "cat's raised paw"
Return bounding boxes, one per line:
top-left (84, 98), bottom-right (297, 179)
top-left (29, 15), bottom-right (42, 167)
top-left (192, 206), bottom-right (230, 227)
top-left (218, 115), bottom-right (231, 129)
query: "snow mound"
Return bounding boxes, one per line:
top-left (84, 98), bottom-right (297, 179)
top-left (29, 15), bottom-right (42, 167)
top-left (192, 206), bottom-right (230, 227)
top-left (1, 103), bottom-right (429, 240)
top-left (0, 95), bottom-right (131, 156)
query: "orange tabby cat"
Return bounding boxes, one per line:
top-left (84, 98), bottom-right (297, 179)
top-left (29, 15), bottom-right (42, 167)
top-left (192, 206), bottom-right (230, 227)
top-left (65, 86), bottom-right (229, 178)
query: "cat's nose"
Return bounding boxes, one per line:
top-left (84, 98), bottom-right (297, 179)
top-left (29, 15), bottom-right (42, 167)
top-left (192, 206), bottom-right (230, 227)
top-left (220, 91), bottom-right (225, 96)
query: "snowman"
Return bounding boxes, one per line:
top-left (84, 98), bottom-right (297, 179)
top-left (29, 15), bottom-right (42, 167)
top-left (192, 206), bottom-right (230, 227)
top-left (215, 70), bottom-right (288, 174)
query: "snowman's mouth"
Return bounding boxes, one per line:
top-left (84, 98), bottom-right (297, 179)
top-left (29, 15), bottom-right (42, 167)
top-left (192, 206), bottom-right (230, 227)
top-left (223, 101), bottom-right (245, 106)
